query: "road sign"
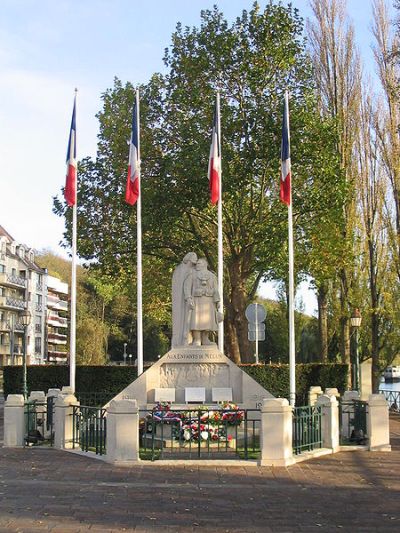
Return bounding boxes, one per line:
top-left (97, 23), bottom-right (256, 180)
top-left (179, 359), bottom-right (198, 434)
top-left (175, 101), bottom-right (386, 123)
top-left (248, 331), bottom-right (265, 342)
top-left (245, 303), bottom-right (266, 323)
top-left (248, 322), bottom-right (265, 332)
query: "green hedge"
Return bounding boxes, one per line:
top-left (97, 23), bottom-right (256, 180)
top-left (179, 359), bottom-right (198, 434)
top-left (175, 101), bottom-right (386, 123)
top-left (241, 363), bottom-right (349, 404)
top-left (3, 365), bottom-right (138, 400)
top-left (4, 363), bottom-right (348, 406)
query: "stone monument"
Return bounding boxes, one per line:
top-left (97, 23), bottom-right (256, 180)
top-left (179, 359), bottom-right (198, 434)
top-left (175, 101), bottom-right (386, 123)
top-left (110, 253), bottom-right (274, 409)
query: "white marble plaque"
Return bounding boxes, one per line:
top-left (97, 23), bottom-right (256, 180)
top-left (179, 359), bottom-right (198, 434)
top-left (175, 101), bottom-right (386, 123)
top-left (212, 387), bottom-right (233, 402)
top-left (154, 388), bottom-right (176, 403)
top-left (185, 387), bottom-right (206, 403)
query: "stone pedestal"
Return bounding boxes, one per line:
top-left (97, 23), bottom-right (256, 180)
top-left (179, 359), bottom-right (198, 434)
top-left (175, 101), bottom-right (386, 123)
top-left (3, 394), bottom-right (25, 448)
top-left (260, 398), bottom-right (294, 467)
top-left (54, 393), bottom-right (79, 449)
top-left (316, 394), bottom-right (339, 451)
top-left (106, 399), bottom-right (140, 464)
top-left (367, 394), bottom-right (391, 451)
top-left (308, 386), bottom-right (322, 406)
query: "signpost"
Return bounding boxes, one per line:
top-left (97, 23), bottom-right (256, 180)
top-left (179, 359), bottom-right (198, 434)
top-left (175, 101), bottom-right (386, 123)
top-left (245, 303), bottom-right (266, 364)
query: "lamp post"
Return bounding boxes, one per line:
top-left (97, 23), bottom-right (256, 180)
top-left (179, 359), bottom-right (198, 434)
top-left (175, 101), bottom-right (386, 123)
top-left (350, 308), bottom-right (362, 393)
top-left (123, 342), bottom-right (127, 365)
top-left (128, 353), bottom-right (132, 366)
top-left (21, 309), bottom-right (31, 400)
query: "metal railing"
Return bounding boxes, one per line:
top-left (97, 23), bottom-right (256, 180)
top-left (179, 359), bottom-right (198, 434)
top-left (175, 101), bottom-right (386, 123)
top-left (24, 398), bottom-right (54, 446)
top-left (139, 407), bottom-right (261, 461)
top-left (339, 399), bottom-right (368, 445)
top-left (292, 405), bottom-right (322, 455)
top-left (75, 391), bottom-right (114, 407)
top-left (72, 405), bottom-right (107, 455)
top-left (380, 390), bottom-right (400, 413)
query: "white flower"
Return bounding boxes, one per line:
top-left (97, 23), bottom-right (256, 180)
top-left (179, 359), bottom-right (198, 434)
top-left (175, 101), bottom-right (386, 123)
top-left (183, 429), bottom-right (191, 441)
top-left (201, 431), bottom-right (209, 441)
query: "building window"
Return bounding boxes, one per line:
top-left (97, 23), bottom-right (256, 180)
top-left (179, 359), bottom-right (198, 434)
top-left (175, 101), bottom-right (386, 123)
top-left (0, 264), bottom-right (5, 273)
top-left (34, 337), bottom-right (42, 355)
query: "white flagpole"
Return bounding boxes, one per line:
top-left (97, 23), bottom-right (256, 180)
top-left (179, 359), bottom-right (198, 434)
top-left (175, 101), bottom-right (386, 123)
top-left (136, 88), bottom-right (143, 376)
top-left (285, 90), bottom-right (296, 407)
top-left (217, 91), bottom-right (224, 354)
top-left (70, 201), bottom-right (77, 392)
top-left (70, 90), bottom-right (78, 393)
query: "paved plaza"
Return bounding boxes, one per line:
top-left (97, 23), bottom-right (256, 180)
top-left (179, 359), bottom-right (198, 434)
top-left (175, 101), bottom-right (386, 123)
top-left (0, 397), bottom-right (399, 532)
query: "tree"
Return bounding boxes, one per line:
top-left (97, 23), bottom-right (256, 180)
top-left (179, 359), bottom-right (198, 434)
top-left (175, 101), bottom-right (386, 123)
top-left (54, 3), bottom-right (342, 363)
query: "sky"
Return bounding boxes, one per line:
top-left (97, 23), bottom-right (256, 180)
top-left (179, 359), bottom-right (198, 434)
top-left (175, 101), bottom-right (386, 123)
top-left (0, 0), bottom-right (392, 316)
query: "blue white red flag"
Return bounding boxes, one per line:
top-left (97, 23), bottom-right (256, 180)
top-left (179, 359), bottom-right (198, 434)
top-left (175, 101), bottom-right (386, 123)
top-left (125, 93), bottom-right (140, 206)
top-left (280, 92), bottom-right (291, 206)
top-left (64, 95), bottom-right (77, 207)
top-left (208, 98), bottom-right (221, 205)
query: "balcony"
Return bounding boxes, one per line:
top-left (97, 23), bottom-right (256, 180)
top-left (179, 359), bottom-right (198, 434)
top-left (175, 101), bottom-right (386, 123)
top-left (35, 303), bottom-right (43, 312)
top-left (47, 296), bottom-right (68, 312)
top-left (35, 323), bottom-right (42, 333)
top-left (0, 320), bottom-right (24, 332)
top-left (0, 272), bottom-right (26, 289)
top-left (48, 315), bottom-right (68, 328)
top-left (0, 344), bottom-right (10, 355)
top-left (0, 296), bottom-right (26, 310)
top-left (48, 349), bottom-right (68, 360)
top-left (36, 283), bottom-right (43, 292)
top-left (48, 332), bottom-right (67, 344)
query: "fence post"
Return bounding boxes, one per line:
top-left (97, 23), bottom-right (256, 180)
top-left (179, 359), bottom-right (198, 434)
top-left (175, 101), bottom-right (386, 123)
top-left (54, 393), bottom-right (79, 449)
top-left (105, 399), bottom-right (140, 464)
top-left (308, 386), bottom-right (322, 406)
top-left (3, 394), bottom-right (25, 447)
top-left (260, 398), bottom-right (294, 467)
top-left (367, 394), bottom-right (391, 452)
top-left (316, 393), bottom-right (339, 452)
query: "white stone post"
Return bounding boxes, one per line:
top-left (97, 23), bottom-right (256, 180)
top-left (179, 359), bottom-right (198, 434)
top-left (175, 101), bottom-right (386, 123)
top-left (105, 399), bottom-right (140, 464)
top-left (260, 398), bottom-right (294, 467)
top-left (54, 393), bottom-right (79, 449)
top-left (316, 394), bottom-right (339, 452)
top-left (324, 388), bottom-right (340, 399)
top-left (308, 386), bottom-right (322, 406)
top-left (367, 394), bottom-right (391, 452)
top-left (4, 394), bottom-right (25, 447)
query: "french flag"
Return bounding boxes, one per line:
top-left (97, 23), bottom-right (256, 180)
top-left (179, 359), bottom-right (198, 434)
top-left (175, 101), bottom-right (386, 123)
top-left (280, 91), bottom-right (291, 206)
top-left (64, 95), bottom-right (77, 207)
top-left (125, 93), bottom-right (140, 206)
top-left (208, 97), bottom-right (221, 205)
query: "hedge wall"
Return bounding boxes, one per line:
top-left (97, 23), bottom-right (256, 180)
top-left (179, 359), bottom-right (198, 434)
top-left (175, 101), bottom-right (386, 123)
top-left (241, 363), bottom-right (349, 404)
top-left (3, 363), bottom-right (348, 406)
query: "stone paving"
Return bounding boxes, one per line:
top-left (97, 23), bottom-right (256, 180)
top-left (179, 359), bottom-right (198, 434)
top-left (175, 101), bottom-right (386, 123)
top-left (0, 398), bottom-right (399, 532)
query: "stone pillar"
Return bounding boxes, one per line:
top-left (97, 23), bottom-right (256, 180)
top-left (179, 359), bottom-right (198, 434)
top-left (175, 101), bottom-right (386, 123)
top-left (324, 388), bottom-right (340, 399)
top-left (367, 394), bottom-right (391, 452)
top-left (4, 394), bottom-right (25, 447)
top-left (308, 386), bottom-right (322, 406)
top-left (54, 393), bottom-right (79, 449)
top-left (316, 394), bottom-right (339, 452)
top-left (28, 391), bottom-right (46, 402)
top-left (260, 398), bottom-right (294, 467)
top-left (106, 399), bottom-right (140, 464)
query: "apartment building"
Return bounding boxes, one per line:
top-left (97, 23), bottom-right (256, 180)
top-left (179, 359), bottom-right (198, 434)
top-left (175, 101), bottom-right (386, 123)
top-left (47, 275), bottom-right (69, 363)
top-left (0, 225), bottom-right (66, 366)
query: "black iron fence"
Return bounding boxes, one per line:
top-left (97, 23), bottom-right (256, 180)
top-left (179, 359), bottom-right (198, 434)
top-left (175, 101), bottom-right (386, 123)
top-left (139, 406), bottom-right (261, 461)
top-left (75, 391), bottom-right (114, 407)
top-left (380, 390), bottom-right (400, 413)
top-left (292, 405), bottom-right (322, 455)
top-left (72, 405), bottom-right (106, 455)
top-left (24, 397), bottom-right (54, 446)
top-left (339, 399), bottom-right (368, 445)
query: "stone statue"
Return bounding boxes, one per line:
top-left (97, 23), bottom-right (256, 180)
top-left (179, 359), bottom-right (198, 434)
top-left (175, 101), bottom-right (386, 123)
top-left (183, 257), bottom-right (221, 346)
top-left (171, 252), bottom-right (198, 348)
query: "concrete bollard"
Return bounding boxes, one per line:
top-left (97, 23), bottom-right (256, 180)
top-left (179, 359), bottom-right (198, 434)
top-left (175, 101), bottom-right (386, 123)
top-left (54, 393), bottom-right (79, 449)
top-left (106, 399), bottom-right (140, 464)
top-left (316, 394), bottom-right (339, 452)
top-left (367, 394), bottom-right (391, 452)
top-left (308, 386), bottom-right (323, 406)
top-left (4, 394), bottom-right (25, 447)
top-left (260, 398), bottom-right (294, 467)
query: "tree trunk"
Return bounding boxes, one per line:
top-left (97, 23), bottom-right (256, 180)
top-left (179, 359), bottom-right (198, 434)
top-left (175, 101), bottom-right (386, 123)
top-left (224, 301), bottom-right (241, 364)
top-left (317, 284), bottom-right (328, 362)
top-left (227, 260), bottom-right (253, 363)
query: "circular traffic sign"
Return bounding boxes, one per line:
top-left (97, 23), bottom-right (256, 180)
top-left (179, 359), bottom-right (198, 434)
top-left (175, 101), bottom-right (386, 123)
top-left (245, 302), bottom-right (266, 323)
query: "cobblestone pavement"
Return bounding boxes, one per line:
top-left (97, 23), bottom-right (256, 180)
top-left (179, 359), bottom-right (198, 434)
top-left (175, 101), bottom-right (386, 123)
top-left (0, 403), bottom-right (399, 532)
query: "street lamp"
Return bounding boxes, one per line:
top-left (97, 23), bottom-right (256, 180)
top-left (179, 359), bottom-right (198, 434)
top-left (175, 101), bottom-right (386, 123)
top-left (128, 353), bottom-right (132, 366)
top-left (351, 308), bottom-right (362, 393)
top-left (123, 342), bottom-right (127, 365)
top-left (21, 309), bottom-right (31, 400)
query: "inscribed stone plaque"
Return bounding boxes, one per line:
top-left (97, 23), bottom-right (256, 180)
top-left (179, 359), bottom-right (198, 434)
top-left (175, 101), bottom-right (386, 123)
top-left (154, 388), bottom-right (176, 403)
top-left (185, 387), bottom-right (206, 403)
top-left (212, 387), bottom-right (233, 402)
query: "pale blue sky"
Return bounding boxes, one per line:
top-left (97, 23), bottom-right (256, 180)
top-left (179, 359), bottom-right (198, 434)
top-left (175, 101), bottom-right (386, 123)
top-left (0, 0), bottom-right (391, 315)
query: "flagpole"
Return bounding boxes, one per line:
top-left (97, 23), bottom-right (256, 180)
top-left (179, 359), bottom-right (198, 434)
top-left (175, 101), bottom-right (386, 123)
top-left (216, 91), bottom-right (224, 354)
top-left (285, 90), bottom-right (296, 407)
top-left (136, 88), bottom-right (143, 376)
top-left (69, 88), bottom-right (78, 394)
